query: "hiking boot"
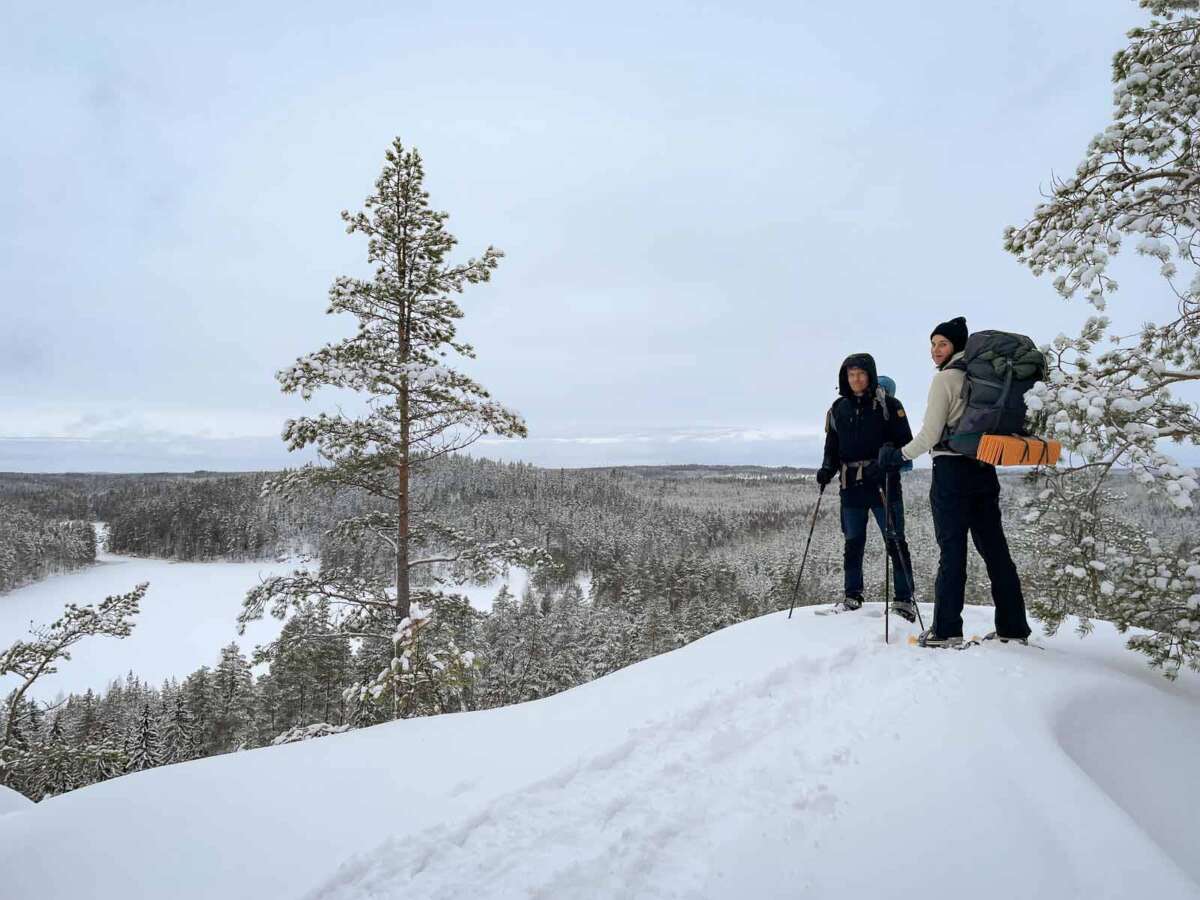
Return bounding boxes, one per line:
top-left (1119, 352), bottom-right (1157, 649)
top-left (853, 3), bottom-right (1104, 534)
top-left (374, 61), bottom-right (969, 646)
top-left (915, 629), bottom-right (962, 648)
top-left (890, 600), bottom-right (917, 623)
top-left (837, 594), bottom-right (863, 612)
top-left (983, 631), bottom-right (1029, 645)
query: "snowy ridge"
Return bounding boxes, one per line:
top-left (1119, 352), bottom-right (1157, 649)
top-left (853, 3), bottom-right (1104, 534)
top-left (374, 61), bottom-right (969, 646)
top-left (0, 784), bottom-right (33, 817)
top-left (2, 605), bottom-right (1199, 900)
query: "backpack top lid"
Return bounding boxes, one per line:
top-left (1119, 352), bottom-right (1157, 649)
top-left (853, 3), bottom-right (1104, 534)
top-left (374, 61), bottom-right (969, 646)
top-left (954, 330), bottom-right (1047, 383)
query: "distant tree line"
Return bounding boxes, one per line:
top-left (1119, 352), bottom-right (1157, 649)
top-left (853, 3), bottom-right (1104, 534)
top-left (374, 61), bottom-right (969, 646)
top-left (101, 474), bottom-right (281, 561)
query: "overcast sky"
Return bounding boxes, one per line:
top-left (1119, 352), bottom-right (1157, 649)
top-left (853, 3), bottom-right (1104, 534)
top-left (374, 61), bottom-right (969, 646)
top-left (3, 0), bottom-right (1189, 472)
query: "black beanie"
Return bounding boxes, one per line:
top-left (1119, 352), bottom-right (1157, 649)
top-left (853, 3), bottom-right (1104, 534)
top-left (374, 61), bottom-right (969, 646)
top-left (931, 317), bottom-right (968, 355)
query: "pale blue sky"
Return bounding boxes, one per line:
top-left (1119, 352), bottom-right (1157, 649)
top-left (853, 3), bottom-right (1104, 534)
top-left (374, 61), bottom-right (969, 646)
top-left (3, 0), bottom-right (1185, 471)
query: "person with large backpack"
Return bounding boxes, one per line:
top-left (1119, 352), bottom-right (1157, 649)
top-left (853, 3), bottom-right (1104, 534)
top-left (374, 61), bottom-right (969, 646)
top-left (878, 317), bottom-right (1036, 647)
top-left (816, 353), bottom-right (917, 620)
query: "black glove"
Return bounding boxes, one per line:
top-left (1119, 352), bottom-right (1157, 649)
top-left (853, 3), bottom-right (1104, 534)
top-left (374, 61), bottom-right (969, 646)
top-left (816, 465), bottom-right (835, 487)
top-left (878, 445), bottom-right (905, 471)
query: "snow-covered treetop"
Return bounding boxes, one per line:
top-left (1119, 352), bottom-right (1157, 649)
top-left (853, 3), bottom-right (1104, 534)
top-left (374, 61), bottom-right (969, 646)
top-left (1004, 0), bottom-right (1200, 507)
top-left (269, 136), bottom-right (527, 492)
top-left (1005, 2), bottom-right (1200, 328)
top-left (1139, 0), bottom-right (1198, 17)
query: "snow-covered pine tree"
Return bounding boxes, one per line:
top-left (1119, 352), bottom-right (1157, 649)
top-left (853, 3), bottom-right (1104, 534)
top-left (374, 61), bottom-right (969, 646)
top-left (253, 598), bottom-right (352, 733)
top-left (637, 594), bottom-right (673, 659)
top-left (544, 582), bottom-right (591, 695)
top-left (412, 591), bottom-right (481, 714)
top-left (477, 585), bottom-right (520, 708)
top-left (63, 687), bottom-right (126, 783)
top-left (0, 702), bottom-right (35, 797)
top-left (240, 137), bottom-right (543, 719)
top-left (253, 673), bottom-right (284, 745)
top-left (31, 715), bottom-right (77, 800)
top-left (125, 702), bottom-right (161, 773)
top-left (1004, 0), bottom-right (1200, 676)
top-left (513, 586), bottom-right (552, 701)
top-left (180, 667), bottom-right (214, 757)
top-left (479, 583), bottom-right (570, 706)
top-left (211, 643), bottom-right (255, 751)
top-left (77, 720), bottom-right (126, 784)
top-left (70, 689), bottom-right (100, 746)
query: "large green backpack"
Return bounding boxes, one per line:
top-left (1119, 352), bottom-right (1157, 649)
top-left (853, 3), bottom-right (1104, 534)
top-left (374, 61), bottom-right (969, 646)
top-left (943, 330), bottom-right (1047, 458)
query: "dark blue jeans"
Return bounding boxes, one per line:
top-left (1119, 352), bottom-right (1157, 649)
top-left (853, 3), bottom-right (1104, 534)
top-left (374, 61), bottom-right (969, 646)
top-left (841, 499), bottom-right (913, 601)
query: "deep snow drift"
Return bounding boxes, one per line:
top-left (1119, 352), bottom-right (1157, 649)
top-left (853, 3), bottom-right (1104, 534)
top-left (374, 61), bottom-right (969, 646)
top-left (2, 604), bottom-right (1198, 900)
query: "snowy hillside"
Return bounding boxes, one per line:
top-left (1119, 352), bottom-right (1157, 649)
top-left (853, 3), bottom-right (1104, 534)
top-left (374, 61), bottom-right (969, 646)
top-left (2, 604), bottom-right (1198, 900)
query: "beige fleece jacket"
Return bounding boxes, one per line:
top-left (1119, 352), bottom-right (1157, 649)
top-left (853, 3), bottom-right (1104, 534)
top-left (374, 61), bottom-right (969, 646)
top-left (901, 351), bottom-right (967, 460)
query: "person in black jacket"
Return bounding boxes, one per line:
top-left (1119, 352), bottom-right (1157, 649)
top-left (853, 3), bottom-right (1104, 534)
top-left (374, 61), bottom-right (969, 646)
top-left (817, 353), bottom-right (917, 618)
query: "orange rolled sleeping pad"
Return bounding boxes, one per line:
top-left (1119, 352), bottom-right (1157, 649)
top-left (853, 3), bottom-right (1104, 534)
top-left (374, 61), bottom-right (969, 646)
top-left (976, 434), bottom-right (1062, 466)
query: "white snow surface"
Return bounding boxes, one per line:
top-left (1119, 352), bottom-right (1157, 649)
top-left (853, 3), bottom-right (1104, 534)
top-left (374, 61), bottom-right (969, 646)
top-left (3, 604), bottom-right (1199, 900)
top-left (451, 566), bottom-right (534, 612)
top-left (0, 784), bottom-right (33, 816)
top-left (454, 569), bottom-right (591, 612)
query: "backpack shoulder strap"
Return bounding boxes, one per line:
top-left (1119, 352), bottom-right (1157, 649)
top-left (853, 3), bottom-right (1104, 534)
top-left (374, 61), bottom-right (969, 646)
top-left (825, 398), bottom-right (843, 432)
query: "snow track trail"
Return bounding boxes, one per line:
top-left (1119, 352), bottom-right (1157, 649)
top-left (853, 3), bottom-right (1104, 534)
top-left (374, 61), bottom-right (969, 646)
top-left (307, 607), bottom-right (1200, 900)
top-left (309, 644), bottom-right (869, 899)
top-left (2, 605), bottom-right (1198, 900)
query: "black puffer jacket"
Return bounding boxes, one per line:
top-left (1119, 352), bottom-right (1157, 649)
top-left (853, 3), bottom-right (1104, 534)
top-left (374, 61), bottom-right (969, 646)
top-left (821, 353), bottom-right (912, 507)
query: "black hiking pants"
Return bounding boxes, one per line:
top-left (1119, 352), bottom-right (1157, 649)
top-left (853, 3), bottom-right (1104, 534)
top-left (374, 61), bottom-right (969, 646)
top-left (930, 455), bottom-right (1031, 640)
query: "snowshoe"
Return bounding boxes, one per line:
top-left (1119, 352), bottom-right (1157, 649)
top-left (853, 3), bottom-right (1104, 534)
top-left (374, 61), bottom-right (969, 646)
top-left (840, 594), bottom-right (863, 611)
top-left (814, 595), bottom-right (863, 616)
top-left (983, 631), bottom-right (1027, 645)
top-left (889, 600), bottom-right (917, 623)
top-left (982, 631), bottom-right (1044, 649)
top-left (909, 629), bottom-right (963, 649)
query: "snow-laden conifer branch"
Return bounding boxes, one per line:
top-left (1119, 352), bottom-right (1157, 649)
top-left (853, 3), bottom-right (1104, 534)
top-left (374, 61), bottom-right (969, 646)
top-left (1, 583), bottom-right (148, 767)
top-left (1007, 0), bottom-right (1200, 675)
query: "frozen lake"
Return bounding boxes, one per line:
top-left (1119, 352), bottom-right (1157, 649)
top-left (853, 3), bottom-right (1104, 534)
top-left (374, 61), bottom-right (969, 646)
top-left (0, 529), bottom-right (568, 701)
top-left (0, 541), bottom-right (306, 701)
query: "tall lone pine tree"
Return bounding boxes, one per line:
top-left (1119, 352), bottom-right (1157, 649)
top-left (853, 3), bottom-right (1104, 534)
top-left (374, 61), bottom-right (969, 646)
top-left (241, 138), bottom-right (541, 719)
top-left (1005, 0), bottom-right (1200, 676)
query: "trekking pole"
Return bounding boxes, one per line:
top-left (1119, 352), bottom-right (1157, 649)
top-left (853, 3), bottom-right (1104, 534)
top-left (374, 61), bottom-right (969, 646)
top-left (878, 474), bottom-right (925, 631)
top-left (787, 483), bottom-right (826, 619)
top-left (884, 505), bottom-right (891, 645)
